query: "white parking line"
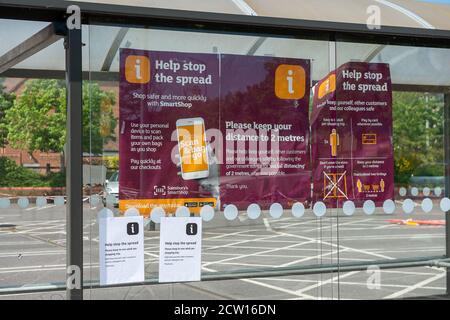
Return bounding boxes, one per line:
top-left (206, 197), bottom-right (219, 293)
top-left (383, 271), bottom-right (446, 299)
top-left (37, 205), bottom-right (56, 211)
top-left (261, 277), bottom-right (445, 291)
top-left (0, 250), bottom-right (65, 258)
top-left (203, 240), bottom-right (315, 268)
top-left (205, 234), bottom-right (281, 252)
top-left (277, 231), bottom-right (395, 261)
top-left (211, 262), bottom-right (275, 268)
top-left (294, 271), bottom-right (359, 296)
top-left (242, 278), bottom-right (317, 300)
top-left (279, 248), bottom-right (347, 268)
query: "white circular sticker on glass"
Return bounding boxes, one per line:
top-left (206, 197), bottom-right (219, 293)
top-left (18, 197), bottom-right (29, 209)
top-left (54, 196), bottom-right (65, 206)
top-left (422, 187), bottom-right (430, 197)
top-left (402, 199), bottom-right (415, 214)
top-left (382, 199), bottom-right (395, 214)
top-left (411, 187), bottom-right (419, 197)
top-left (342, 201), bottom-right (355, 216)
top-left (247, 203), bottom-right (261, 220)
top-left (124, 207), bottom-right (140, 216)
top-left (440, 197), bottom-right (450, 212)
top-left (291, 202), bottom-right (305, 218)
top-left (421, 198), bottom-right (433, 213)
top-left (434, 187), bottom-right (442, 197)
top-left (200, 205), bottom-right (214, 222)
top-left (399, 187), bottom-right (407, 197)
top-left (224, 204), bottom-right (238, 221)
top-left (269, 203), bottom-right (283, 219)
top-left (97, 208), bottom-right (113, 220)
top-left (313, 202), bottom-right (326, 217)
top-left (175, 206), bottom-right (190, 218)
top-left (363, 200), bottom-right (375, 215)
top-left (106, 195), bottom-right (116, 206)
top-left (36, 196), bottom-right (47, 207)
top-left (0, 198), bottom-right (10, 209)
top-left (150, 207), bottom-right (165, 223)
top-left (90, 195), bottom-right (100, 206)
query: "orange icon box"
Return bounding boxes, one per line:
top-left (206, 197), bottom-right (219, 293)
top-left (125, 55), bottom-right (150, 84)
top-left (318, 74), bottom-right (336, 99)
top-left (362, 133), bottom-right (377, 145)
top-left (275, 64), bottom-right (306, 100)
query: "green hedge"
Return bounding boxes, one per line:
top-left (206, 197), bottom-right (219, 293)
top-left (0, 156), bottom-right (65, 187)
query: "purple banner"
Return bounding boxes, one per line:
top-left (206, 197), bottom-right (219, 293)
top-left (311, 62), bottom-right (394, 208)
top-left (119, 49), bottom-right (312, 214)
top-left (119, 49), bottom-right (220, 214)
top-left (219, 55), bottom-right (311, 210)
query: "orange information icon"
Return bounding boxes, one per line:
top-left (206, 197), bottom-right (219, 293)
top-left (318, 73), bottom-right (336, 99)
top-left (125, 55), bottom-right (150, 84)
top-left (275, 64), bottom-right (306, 100)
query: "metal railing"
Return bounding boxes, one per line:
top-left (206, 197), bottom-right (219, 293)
top-left (1, 255), bottom-right (449, 296)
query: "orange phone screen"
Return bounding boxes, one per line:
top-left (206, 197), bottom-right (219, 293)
top-left (178, 124), bottom-right (208, 173)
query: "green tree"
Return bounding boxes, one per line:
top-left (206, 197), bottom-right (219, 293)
top-left (2, 79), bottom-right (116, 160)
top-left (0, 79), bottom-right (16, 147)
top-left (393, 92), bottom-right (444, 184)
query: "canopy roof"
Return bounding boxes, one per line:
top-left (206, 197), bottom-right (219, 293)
top-left (71, 0), bottom-right (450, 30)
top-left (0, 0), bottom-right (449, 88)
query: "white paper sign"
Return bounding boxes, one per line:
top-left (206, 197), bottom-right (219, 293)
top-left (159, 217), bottom-right (202, 283)
top-left (99, 216), bottom-right (145, 285)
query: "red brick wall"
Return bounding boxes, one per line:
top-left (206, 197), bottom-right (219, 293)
top-left (0, 146), bottom-right (62, 173)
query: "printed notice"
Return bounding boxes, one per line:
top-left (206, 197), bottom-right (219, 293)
top-left (220, 55), bottom-right (311, 210)
top-left (159, 217), bottom-right (202, 283)
top-left (99, 216), bottom-right (145, 285)
top-left (311, 62), bottom-right (394, 207)
top-left (119, 49), bottom-right (219, 215)
top-left (119, 49), bottom-right (312, 215)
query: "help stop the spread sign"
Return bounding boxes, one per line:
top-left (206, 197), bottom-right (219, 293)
top-left (159, 217), bottom-right (202, 283)
top-left (99, 216), bottom-right (145, 285)
top-left (119, 49), bottom-right (220, 215)
top-left (219, 55), bottom-right (311, 210)
top-left (311, 62), bottom-right (394, 208)
top-left (119, 49), bottom-right (312, 215)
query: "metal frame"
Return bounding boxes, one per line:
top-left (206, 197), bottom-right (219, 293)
top-left (65, 26), bottom-right (83, 301)
top-left (1, 0), bottom-right (450, 46)
top-left (0, 22), bottom-right (65, 74)
top-left (445, 93), bottom-right (450, 295)
top-left (0, 0), bottom-right (450, 300)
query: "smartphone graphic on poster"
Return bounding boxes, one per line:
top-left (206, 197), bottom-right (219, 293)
top-left (176, 117), bottom-right (209, 180)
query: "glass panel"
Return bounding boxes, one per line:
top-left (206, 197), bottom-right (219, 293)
top-left (334, 40), bottom-right (449, 299)
top-left (0, 19), bottom-right (67, 297)
top-left (86, 23), bottom-right (337, 299)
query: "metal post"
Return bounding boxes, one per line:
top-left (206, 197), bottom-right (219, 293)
top-left (444, 93), bottom-right (450, 296)
top-left (65, 26), bottom-right (83, 300)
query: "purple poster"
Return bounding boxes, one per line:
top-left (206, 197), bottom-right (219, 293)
top-left (220, 55), bottom-right (311, 210)
top-left (119, 49), bottom-right (312, 215)
top-left (311, 62), bottom-right (394, 208)
top-left (119, 49), bottom-right (220, 215)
